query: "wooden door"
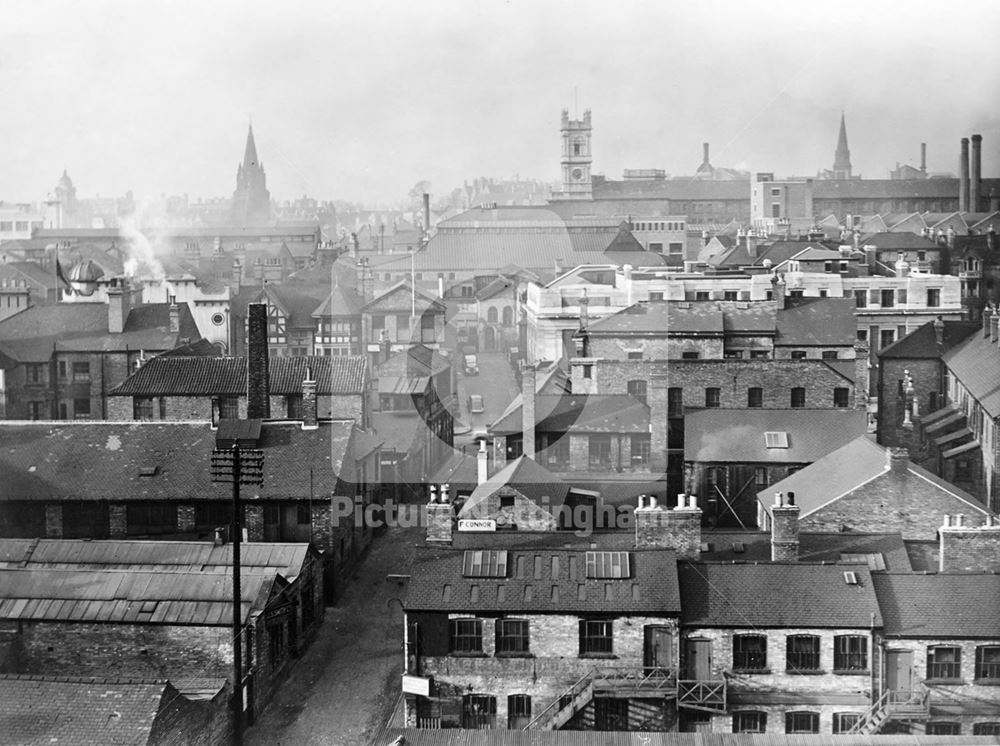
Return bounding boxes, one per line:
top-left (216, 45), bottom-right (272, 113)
top-left (644, 625), bottom-right (674, 671)
top-left (684, 638), bottom-right (713, 680)
top-left (885, 650), bottom-right (913, 692)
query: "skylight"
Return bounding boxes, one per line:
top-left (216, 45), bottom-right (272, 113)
top-left (764, 431), bottom-right (789, 449)
top-left (462, 550), bottom-right (508, 578)
top-left (585, 551), bottom-right (631, 579)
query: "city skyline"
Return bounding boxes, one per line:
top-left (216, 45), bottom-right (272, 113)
top-left (2, 0), bottom-right (999, 206)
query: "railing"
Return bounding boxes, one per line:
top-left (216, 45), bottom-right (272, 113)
top-left (522, 669), bottom-right (594, 730)
top-left (846, 689), bottom-right (890, 734)
top-left (677, 679), bottom-right (727, 711)
top-left (846, 689), bottom-right (930, 735)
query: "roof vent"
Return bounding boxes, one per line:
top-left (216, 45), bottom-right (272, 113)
top-left (843, 571), bottom-right (859, 585)
top-left (138, 466), bottom-right (159, 478)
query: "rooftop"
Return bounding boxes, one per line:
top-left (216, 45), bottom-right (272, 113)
top-left (873, 573), bottom-right (1000, 638)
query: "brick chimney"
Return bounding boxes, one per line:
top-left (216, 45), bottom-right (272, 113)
top-left (984, 304), bottom-right (994, 338)
top-left (939, 515), bottom-right (1000, 572)
top-left (578, 290), bottom-right (589, 329)
top-left (770, 491), bottom-right (800, 561)
top-left (477, 439), bottom-right (489, 485)
top-left (771, 274), bottom-right (786, 308)
top-left (521, 364), bottom-right (536, 460)
top-left (107, 285), bottom-right (130, 334)
top-left (648, 375), bottom-right (669, 473)
top-left (425, 484), bottom-right (453, 544)
top-left (634, 494), bottom-right (702, 559)
top-left (992, 314), bottom-right (1000, 345)
top-left (232, 260), bottom-right (243, 288)
top-left (959, 137), bottom-right (970, 213)
top-left (971, 134), bottom-right (982, 212)
top-left (301, 369), bottom-right (318, 430)
top-left (853, 340), bottom-right (869, 409)
top-left (933, 317), bottom-right (944, 347)
top-left (168, 299), bottom-right (180, 334)
top-left (886, 446), bottom-right (909, 475)
top-left (920, 142), bottom-right (927, 175)
top-left (247, 303), bottom-right (271, 419)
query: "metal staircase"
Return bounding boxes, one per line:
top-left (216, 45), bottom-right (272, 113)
top-left (846, 689), bottom-right (930, 735)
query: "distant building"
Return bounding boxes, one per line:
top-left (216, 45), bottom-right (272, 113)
top-left (230, 124), bottom-right (272, 226)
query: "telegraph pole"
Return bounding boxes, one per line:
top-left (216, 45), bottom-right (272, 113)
top-left (212, 443), bottom-right (264, 746)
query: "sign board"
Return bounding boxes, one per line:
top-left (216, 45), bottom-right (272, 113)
top-left (367, 343), bottom-right (382, 352)
top-left (458, 518), bottom-right (496, 532)
top-left (402, 674), bottom-right (431, 696)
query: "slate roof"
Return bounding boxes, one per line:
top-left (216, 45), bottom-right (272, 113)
top-left (678, 562), bottom-right (882, 628)
top-left (775, 297), bottom-right (857, 346)
top-left (490, 394), bottom-right (649, 435)
top-left (698, 531), bottom-right (911, 571)
top-left (0, 420), bottom-right (363, 501)
top-left (311, 283), bottom-right (363, 317)
top-left (942, 329), bottom-right (1000, 418)
top-left (684, 409), bottom-right (868, 463)
top-left (872, 573), bottom-right (1000, 638)
top-left (859, 232), bottom-right (942, 250)
top-left (111, 354), bottom-right (367, 396)
top-left (459, 456), bottom-right (570, 516)
top-left (754, 241), bottom-right (839, 267)
top-left (405, 546), bottom-right (680, 614)
top-left (0, 567), bottom-right (276, 625)
top-left (475, 275), bottom-right (516, 301)
top-left (0, 539), bottom-right (312, 580)
top-left (0, 302), bottom-right (200, 363)
top-left (0, 675), bottom-right (173, 746)
top-left (759, 435), bottom-right (992, 521)
top-left (789, 247), bottom-right (844, 262)
top-left (879, 320), bottom-right (979, 360)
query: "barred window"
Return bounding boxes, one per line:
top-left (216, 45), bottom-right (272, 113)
top-left (926, 722), bottom-right (960, 735)
top-left (786, 635), bottom-right (820, 672)
top-left (975, 646), bottom-right (1000, 680)
top-left (834, 635), bottom-right (868, 671)
top-left (579, 619), bottom-right (613, 655)
top-left (507, 694), bottom-right (531, 729)
top-left (733, 634), bottom-right (767, 671)
top-left (974, 723), bottom-right (1000, 735)
top-left (449, 618), bottom-right (482, 653)
top-left (785, 711), bottom-right (819, 734)
top-left (496, 618), bottom-right (529, 654)
top-left (733, 711), bottom-right (766, 733)
top-left (833, 712), bottom-right (861, 734)
top-left (927, 646), bottom-right (961, 680)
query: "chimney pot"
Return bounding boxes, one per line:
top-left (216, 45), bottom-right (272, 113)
top-left (774, 492), bottom-right (783, 507)
top-left (677, 493), bottom-right (686, 509)
top-left (441, 484), bottom-right (450, 503)
top-left (648, 495), bottom-right (658, 510)
top-left (428, 485), bottom-right (437, 503)
top-left (956, 513), bottom-right (965, 527)
top-left (886, 446), bottom-right (909, 474)
top-left (687, 495), bottom-right (697, 509)
top-left (637, 495), bottom-right (646, 510)
top-left (785, 491), bottom-right (795, 507)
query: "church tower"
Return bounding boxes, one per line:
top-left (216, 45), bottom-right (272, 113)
top-left (558, 109), bottom-right (593, 200)
top-left (231, 124), bottom-right (272, 226)
top-left (832, 112), bottom-right (852, 180)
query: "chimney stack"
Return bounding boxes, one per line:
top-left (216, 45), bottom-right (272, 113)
top-left (648, 375), bottom-right (669, 473)
top-left (770, 492), bottom-right (800, 561)
top-left (886, 446), bottom-right (909, 475)
top-left (168, 298), bottom-right (180, 334)
top-left (232, 260), bottom-right (243, 288)
top-left (521, 364), bottom-right (536, 460)
top-left (634, 493), bottom-right (702, 559)
top-left (933, 317), bottom-right (944, 348)
top-left (771, 274), bottom-right (786, 309)
top-left (959, 138), bottom-right (970, 212)
top-left (920, 142), bottom-right (927, 175)
top-left (107, 285), bottom-right (130, 334)
top-left (939, 517), bottom-right (1000, 572)
top-left (425, 485), bottom-right (453, 544)
top-left (423, 193), bottom-right (431, 237)
top-left (301, 369), bottom-right (318, 430)
top-left (702, 142), bottom-right (710, 167)
top-left (247, 303), bottom-right (271, 419)
top-left (477, 439), bottom-right (489, 485)
top-left (983, 304), bottom-right (993, 339)
top-left (854, 339), bottom-right (869, 409)
top-left (971, 134), bottom-right (982, 212)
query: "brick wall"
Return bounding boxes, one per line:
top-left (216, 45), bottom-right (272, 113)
top-left (635, 504), bottom-right (701, 558)
top-left (939, 524), bottom-right (1000, 572)
top-left (109, 504), bottom-right (127, 538)
top-left (461, 486), bottom-right (558, 531)
top-left (45, 504), bottom-right (62, 539)
top-left (878, 358), bottom-right (942, 451)
top-left (149, 683), bottom-right (232, 746)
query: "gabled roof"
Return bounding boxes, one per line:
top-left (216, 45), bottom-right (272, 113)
top-left (698, 530), bottom-right (911, 571)
top-left (475, 275), bottom-right (516, 301)
top-left (753, 240), bottom-right (837, 267)
top-left (879, 319), bottom-right (979, 360)
top-left (942, 329), bottom-right (1000, 418)
top-left (311, 283), bottom-right (363, 317)
top-left (585, 300), bottom-right (677, 335)
top-left (376, 344), bottom-right (451, 377)
top-left (684, 409), bottom-right (868, 463)
top-left (873, 573), bottom-right (1000, 638)
top-left (405, 546), bottom-right (680, 614)
top-left (490, 394), bottom-right (649, 435)
top-left (0, 420), bottom-right (364, 502)
top-left (0, 675), bottom-right (174, 746)
top-left (859, 231), bottom-right (941, 250)
top-left (0, 302), bottom-right (200, 363)
top-left (759, 435), bottom-right (992, 522)
top-left (788, 247), bottom-right (843, 262)
top-left (362, 281), bottom-right (446, 313)
top-left (160, 338), bottom-right (221, 357)
top-left (460, 456), bottom-right (570, 516)
top-left (775, 297), bottom-right (856, 346)
top-left (113, 354), bottom-right (366, 396)
top-left (679, 562), bottom-right (881, 628)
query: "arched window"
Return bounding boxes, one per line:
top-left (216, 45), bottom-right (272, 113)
top-left (502, 305), bottom-right (514, 326)
top-left (487, 307), bottom-right (498, 323)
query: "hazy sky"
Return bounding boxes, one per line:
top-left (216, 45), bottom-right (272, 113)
top-left (2, 0), bottom-right (999, 206)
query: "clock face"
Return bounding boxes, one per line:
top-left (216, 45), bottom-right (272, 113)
top-left (572, 168), bottom-right (583, 180)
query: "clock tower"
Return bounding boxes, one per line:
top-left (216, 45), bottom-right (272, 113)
top-left (559, 108), bottom-right (593, 200)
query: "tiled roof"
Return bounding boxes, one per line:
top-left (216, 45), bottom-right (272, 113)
top-left (405, 546), bottom-right (680, 614)
top-left (859, 231), bottom-right (941, 250)
top-left (0, 302), bottom-right (200, 363)
top-left (311, 284), bottom-right (364, 317)
top-left (159, 338), bottom-right (221, 357)
top-left (0, 420), bottom-right (360, 502)
top-left (0, 675), bottom-right (171, 746)
top-left (684, 409), bottom-right (868, 463)
top-left (490, 394), bottom-right (649, 435)
top-left (362, 281), bottom-right (446, 314)
top-left (111, 354), bottom-right (367, 396)
top-left (698, 531), bottom-right (911, 571)
top-left (775, 297), bottom-right (856, 346)
top-left (0, 539), bottom-right (312, 579)
top-left (788, 247), bottom-right (843, 261)
top-left (0, 567), bottom-right (276, 625)
top-left (873, 573), bottom-right (1000, 637)
top-left (759, 435), bottom-right (991, 521)
top-left (942, 330), bottom-right (1000, 417)
top-left (879, 320), bottom-right (979, 359)
top-left (754, 240), bottom-right (839, 267)
top-left (679, 562), bottom-right (881, 628)
top-left (460, 456), bottom-right (570, 516)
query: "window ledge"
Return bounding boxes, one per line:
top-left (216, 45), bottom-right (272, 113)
top-left (785, 669), bottom-right (825, 675)
top-left (732, 668), bottom-right (771, 675)
top-left (580, 653), bottom-right (618, 659)
top-left (495, 652), bottom-right (534, 659)
top-left (833, 669), bottom-right (871, 676)
top-left (925, 678), bottom-right (965, 685)
top-left (448, 651), bottom-right (487, 658)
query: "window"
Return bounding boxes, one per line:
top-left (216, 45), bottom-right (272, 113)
top-left (461, 694), bottom-right (496, 729)
top-left (73, 398), bottom-right (91, 418)
top-left (705, 387), bottom-right (720, 407)
top-left (790, 350), bottom-right (807, 360)
top-left (631, 434), bottom-right (651, 466)
top-left (927, 646), bottom-right (961, 680)
top-left (724, 290), bottom-right (738, 301)
top-left (133, 397), bottom-right (154, 420)
top-left (215, 396), bottom-right (239, 420)
top-left (733, 711), bottom-right (766, 733)
top-left (879, 329), bottom-right (895, 349)
top-left (750, 350), bottom-right (768, 359)
top-left (771, 203), bottom-right (781, 218)
top-left (579, 619), bottom-right (613, 655)
top-left (668, 388), bottom-right (683, 417)
top-left (833, 713), bottom-right (861, 734)
top-left (733, 634), bottom-right (767, 671)
top-left (496, 619), bottom-right (529, 654)
top-left (974, 723), bottom-right (1000, 735)
top-left (834, 635), bottom-right (868, 671)
top-left (926, 722), bottom-right (961, 735)
top-left (785, 711), bottom-right (819, 734)
top-left (627, 379), bottom-right (647, 405)
top-left (790, 387), bottom-right (805, 408)
top-left (786, 635), bottom-right (820, 672)
top-left (822, 350), bottom-right (839, 360)
top-left (649, 242), bottom-right (663, 253)
top-left (507, 694), bottom-right (531, 729)
top-left (286, 394), bottom-right (303, 419)
top-left (747, 388), bottom-right (763, 408)
top-left (650, 292), bottom-right (664, 301)
top-left (975, 646), bottom-right (1000, 680)
top-left (25, 363), bottom-right (45, 385)
top-left (880, 289), bottom-right (895, 308)
top-left (462, 550), bottom-right (509, 578)
top-left (585, 551), bottom-right (631, 578)
top-left (449, 618), bottom-right (483, 653)
top-left (681, 351), bottom-right (700, 359)
top-left (72, 361), bottom-right (90, 381)
top-left (695, 291), bottom-right (709, 301)
top-left (582, 364), bottom-right (593, 379)
top-left (927, 288), bottom-right (940, 307)
top-left (668, 242), bottom-right (683, 256)
top-left (755, 466), bottom-right (768, 490)
top-left (833, 387), bottom-right (850, 408)
top-left (626, 351), bottom-right (643, 361)
top-left (588, 435), bottom-right (611, 468)
top-left (28, 401), bottom-right (43, 420)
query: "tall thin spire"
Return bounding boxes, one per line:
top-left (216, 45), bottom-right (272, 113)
top-left (243, 123), bottom-right (259, 169)
top-left (833, 111), bottom-right (852, 179)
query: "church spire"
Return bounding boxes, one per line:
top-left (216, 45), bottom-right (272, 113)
top-left (243, 123), bottom-right (259, 169)
top-left (833, 111), bottom-right (852, 179)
